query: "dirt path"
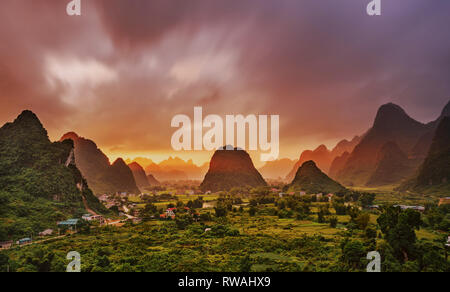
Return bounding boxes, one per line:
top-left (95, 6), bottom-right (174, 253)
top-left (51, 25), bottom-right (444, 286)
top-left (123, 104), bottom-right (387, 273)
top-left (81, 195), bottom-right (99, 216)
top-left (5, 235), bottom-right (67, 250)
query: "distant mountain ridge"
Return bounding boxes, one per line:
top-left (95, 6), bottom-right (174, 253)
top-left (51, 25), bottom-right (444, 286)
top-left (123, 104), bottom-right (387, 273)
top-left (125, 157), bottom-right (154, 169)
top-left (60, 132), bottom-right (140, 195)
top-left (142, 157), bottom-right (208, 182)
top-left (147, 174), bottom-right (161, 186)
top-left (334, 102), bottom-right (448, 186)
top-left (286, 136), bottom-right (361, 181)
top-left (128, 161), bottom-right (162, 190)
top-left (258, 158), bottom-right (296, 181)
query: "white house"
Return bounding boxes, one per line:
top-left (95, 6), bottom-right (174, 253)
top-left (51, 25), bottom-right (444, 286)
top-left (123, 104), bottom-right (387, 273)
top-left (39, 229), bottom-right (53, 236)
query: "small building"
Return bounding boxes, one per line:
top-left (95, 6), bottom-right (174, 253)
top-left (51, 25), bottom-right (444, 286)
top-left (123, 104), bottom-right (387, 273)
top-left (165, 208), bottom-right (176, 219)
top-left (82, 214), bottom-right (105, 224)
top-left (18, 238), bottom-right (32, 245)
top-left (368, 205), bottom-right (380, 210)
top-left (159, 207), bottom-right (192, 220)
top-left (394, 205), bottom-right (425, 212)
top-left (0, 241), bottom-right (13, 250)
top-left (326, 194), bottom-right (334, 202)
top-left (58, 219), bottom-right (80, 231)
top-left (39, 229), bottom-right (54, 237)
top-left (82, 214), bottom-right (93, 220)
top-left (446, 236), bottom-right (450, 247)
top-left (98, 194), bottom-right (109, 202)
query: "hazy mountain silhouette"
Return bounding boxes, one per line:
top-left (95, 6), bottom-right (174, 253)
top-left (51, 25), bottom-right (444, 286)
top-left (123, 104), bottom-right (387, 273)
top-left (366, 141), bottom-right (415, 186)
top-left (128, 162), bottom-right (151, 191)
top-left (331, 136), bottom-right (362, 157)
top-left (329, 151), bottom-right (350, 180)
top-left (336, 103), bottom-right (430, 186)
top-left (144, 157), bottom-right (208, 182)
top-left (403, 117), bottom-right (450, 192)
top-left (125, 157), bottom-right (154, 169)
top-left (286, 136), bottom-right (361, 181)
top-left (411, 100), bottom-right (450, 159)
top-left (147, 174), bottom-right (161, 186)
top-left (60, 132), bottom-right (140, 195)
top-left (258, 158), bottom-right (296, 181)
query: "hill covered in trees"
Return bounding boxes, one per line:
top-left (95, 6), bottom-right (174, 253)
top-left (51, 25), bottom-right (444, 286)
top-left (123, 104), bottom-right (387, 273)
top-left (400, 117), bottom-right (450, 194)
top-left (201, 147), bottom-right (267, 192)
top-left (0, 111), bottom-right (106, 241)
top-left (289, 161), bottom-right (346, 194)
top-left (60, 132), bottom-right (140, 195)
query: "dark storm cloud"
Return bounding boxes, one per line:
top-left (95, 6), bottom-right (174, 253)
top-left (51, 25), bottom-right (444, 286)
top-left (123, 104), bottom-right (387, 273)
top-left (0, 0), bottom-right (449, 161)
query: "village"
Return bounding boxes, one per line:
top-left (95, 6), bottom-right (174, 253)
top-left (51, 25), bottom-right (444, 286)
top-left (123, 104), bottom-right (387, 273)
top-left (2, 186), bottom-right (446, 252)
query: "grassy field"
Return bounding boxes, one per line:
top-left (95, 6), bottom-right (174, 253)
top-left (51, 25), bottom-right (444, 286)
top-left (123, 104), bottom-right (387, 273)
top-left (2, 187), bottom-right (447, 272)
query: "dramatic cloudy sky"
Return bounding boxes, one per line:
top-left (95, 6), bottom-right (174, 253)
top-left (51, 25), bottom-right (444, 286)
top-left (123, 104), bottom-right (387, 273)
top-left (1, 0), bottom-right (449, 166)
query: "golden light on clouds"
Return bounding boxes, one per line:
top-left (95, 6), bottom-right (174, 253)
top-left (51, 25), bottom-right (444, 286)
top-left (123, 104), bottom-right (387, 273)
top-left (0, 0), bottom-right (449, 167)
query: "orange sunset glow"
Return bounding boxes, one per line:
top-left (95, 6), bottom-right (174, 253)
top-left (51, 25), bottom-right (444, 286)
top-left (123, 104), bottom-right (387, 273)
top-left (0, 0), bottom-right (449, 168)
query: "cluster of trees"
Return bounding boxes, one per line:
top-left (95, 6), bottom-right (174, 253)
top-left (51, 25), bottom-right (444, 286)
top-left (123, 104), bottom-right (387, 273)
top-left (141, 193), bottom-right (177, 203)
top-left (377, 206), bottom-right (448, 272)
top-left (0, 113), bottom-right (107, 241)
top-left (422, 204), bottom-right (450, 232)
top-left (337, 206), bottom-right (449, 272)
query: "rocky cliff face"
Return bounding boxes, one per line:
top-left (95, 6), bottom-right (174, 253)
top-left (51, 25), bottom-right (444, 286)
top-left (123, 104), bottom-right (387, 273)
top-left (414, 117), bottom-right (450, 187)
top-left (329, 151), bottom-right (350, 180)
top-left (60, 132), bottom-right (140, 195)
top-left (366, 142), bottom-right (415, 187)
top-left (286, 136), bottom-right (361, 182)
top-left (147, 174), bottom-right (161, 186)
top-left (200, 147), bottom-right (267, 192)
top-left (336, 103), bottom-right (430, 186)
top-left (0, 111), bottom-right (106, 239)
top-left (128, 162), bottom-right (151, 191)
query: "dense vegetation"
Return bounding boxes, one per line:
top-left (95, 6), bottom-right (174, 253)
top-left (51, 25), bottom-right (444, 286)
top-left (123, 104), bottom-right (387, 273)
top-left (0, 111), bottom-right (448, 273)
top-left (0, 111), bottom-right (107, 241)
top-left (2, 188), bottom-right (448, 272)
top-left (289, 161), bottom-right (346, 194)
